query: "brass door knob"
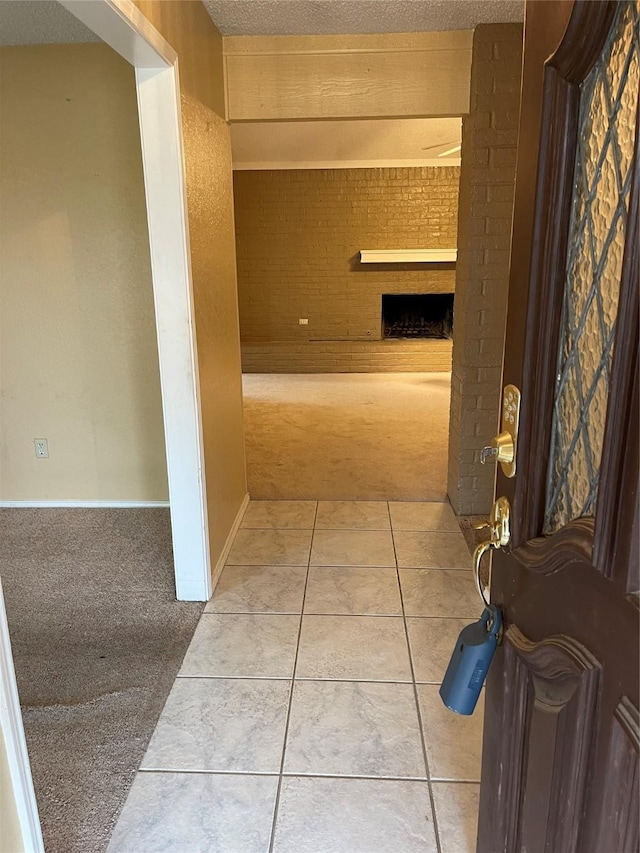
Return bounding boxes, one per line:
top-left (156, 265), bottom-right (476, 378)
top-left (472, 497), bottom-right (511, 607)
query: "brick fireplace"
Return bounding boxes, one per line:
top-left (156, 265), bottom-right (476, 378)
top-left (382, 294), bottom-right (454, 340)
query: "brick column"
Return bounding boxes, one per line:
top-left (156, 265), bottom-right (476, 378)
top-left (447, 23), bottom-right (524, 516)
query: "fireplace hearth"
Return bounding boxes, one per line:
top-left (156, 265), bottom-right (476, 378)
top-left (382, 294), bottom-right (454, 339)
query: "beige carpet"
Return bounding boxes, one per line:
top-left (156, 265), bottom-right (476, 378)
top-left (243, 372), bottom-right (451, 501)
top-left (1, 509), bottom-right (204, 853)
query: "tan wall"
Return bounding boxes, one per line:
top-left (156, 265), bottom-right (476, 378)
top-left (131, 1), bottom-right (247, 563)
top-left (234, 167), bottom-right (459, 373)
top-left (0, 44), bottom-right (167, 502)
top-left (0, 725), bottom-right (24, 853)
top-left (447, 24), bottom-right (524, 515)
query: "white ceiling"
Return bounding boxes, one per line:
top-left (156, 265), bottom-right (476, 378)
top-left (204, 0), bottom-right (524, 37)
top-left (231, 117), bottom-right (462, 169)
top-left (0, 1), bottom-right (100, 45)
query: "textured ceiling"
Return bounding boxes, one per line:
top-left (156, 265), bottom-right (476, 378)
top-left (0, 0), bottom-right (525, 45)
top-left (0, 1), bottom-right (100, 45)
top-left (204, 0), bottom-right (524, 36)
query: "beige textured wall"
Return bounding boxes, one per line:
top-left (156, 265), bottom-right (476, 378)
top-left (130, 1), bottom-right (247, 563)
top-left (447, 24), bottom-right (524, 515)
top-left (0, 725), bottom-right (24, 853)
top-left (234, 167), bottom-right (459, 372)
top-left (0, 44), bottom-right (167, 502)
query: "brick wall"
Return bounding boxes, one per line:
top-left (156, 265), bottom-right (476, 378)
top-left (242, 339), bottom-right (453, 373)
top-left (447, 23), bottom-right (524, 515)
top-left (233, 166), bottom-right (460, 372)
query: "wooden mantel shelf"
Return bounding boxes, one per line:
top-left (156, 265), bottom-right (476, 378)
top-left (359, 249), bottom-right (457, 264)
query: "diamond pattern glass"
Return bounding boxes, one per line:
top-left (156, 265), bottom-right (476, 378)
top-left (544, 1), bottom-right (640, 534)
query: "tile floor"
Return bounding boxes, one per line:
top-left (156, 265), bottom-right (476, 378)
top-left (108, 501), bottom-right (483, 853)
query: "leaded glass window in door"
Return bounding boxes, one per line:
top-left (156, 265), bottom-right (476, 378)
top-left (544, 0), bottom-right (640, 534)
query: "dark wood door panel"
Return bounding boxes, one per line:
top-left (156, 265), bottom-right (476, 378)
top-left (492, 554), bottom-right (640, 691)
top-left (478, 626), bottom-right (601, 852)
top-left (593, 697), bottom-right (639, 852)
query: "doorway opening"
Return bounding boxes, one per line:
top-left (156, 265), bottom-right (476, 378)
top-left (231, 120), bottom-right (461, 502)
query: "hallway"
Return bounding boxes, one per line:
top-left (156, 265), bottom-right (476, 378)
top-left (109, 500), bottom-right (482, 852)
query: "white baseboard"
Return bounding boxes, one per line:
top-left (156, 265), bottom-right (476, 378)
top-left (210, 493), bottom-right (250, 595)
top-left (0, 500), bottom-right (170, 508)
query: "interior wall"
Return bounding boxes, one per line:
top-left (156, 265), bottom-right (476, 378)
top-left (0, 43), bottom-right (167, 502)
top-left (234, 166), bottom-right (459, 373)
top-left (447, 23), bottom-right (524, 515)
top-left (130, 1), bottom-right (247, 564)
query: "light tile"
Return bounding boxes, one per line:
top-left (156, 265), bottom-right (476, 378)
top-left (394, 530), bottom-right (471, 569)
top-left (304, 567), bottom-right (401, 615)
top-left (240, 500), bottom-right (317, 529)
top-left (417, 684), bottom-right (484, 781)
top-left (179, 614), bottom-right (299, 678)
top-left (284, 680), bottom-right (425, 778)
top-left (296, 615), bottom-right (411, 682)
top-left (227, 529), bottom-right (312, 566)
top-left (407, 617), bottom-right (470, 683)
top-left (389, 501), bottom-right (459, 532)
top-left (206, 565), bottom-right (307, 614)
top-left (432, 783), bottom-right (480, 853)
top-left (107, 772), bottom-right (277, 853)
top-left (315, 501), bottom-right (390, 530)
top-left (272, 776), bottom-right (437, 853)
top-left (400, 569), bottom-right (479, 618)
top-left (310, 529), bottom-right (396, 567)
top-left (141, 678), bottom-right (290, 773)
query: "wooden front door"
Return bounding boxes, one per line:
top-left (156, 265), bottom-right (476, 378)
top-left (477, 2), bottom-right (639, 851)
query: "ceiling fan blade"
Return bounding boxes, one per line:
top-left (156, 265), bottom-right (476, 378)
top-left (420, 139), bottom-right (459, 152)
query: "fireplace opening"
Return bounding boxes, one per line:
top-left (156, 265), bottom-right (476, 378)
top-left (382, 293), bottom-right (454, 339)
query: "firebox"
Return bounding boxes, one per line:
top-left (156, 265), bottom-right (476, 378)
top-left (382, 293), bottom-right (454, 339)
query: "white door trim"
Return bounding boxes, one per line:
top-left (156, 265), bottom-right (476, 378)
top-left (0, 581), bottom-right (44, 853)
top-left (58, 0), bottom-right (212, 601)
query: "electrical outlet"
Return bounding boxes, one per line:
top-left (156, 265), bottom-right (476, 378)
top-left (298, 318), bottom-right (309, 325)
top-left (34, 439), bottom-right (49, 458)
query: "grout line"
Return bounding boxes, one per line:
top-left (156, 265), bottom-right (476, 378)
top-left (203, 610), bottom-right (474, 619)
top-left (397, 566), bottom-right (473, 571)
top-left (429, 776), bottom-right (482, 784)
top-left (313, 526), bottom-right (393, 531)
top-left (388, 501), bottom-right (443, 853)
top-left (308, 564), bottom-right (398, 569)
top-left (302, 611), bottom-right (404, 618)
top-left (174, 674), bottom-right (441, 684)
top-left (279, 772), bottom-right (429, 782)
top-left (267, 503), bottom-right (318, 853)
top-left (293, 676), bottom-right (414, 683)
top-left (239, 526), bottom-right (314, 531)
top-left (137, 767), bottom-right (451, 783)
top-left (176, 676), bottom-right (412, 684)
top-left (175, 674), bottom-right (293, 681)
top-left (138, 768), bottom-right (280, 777)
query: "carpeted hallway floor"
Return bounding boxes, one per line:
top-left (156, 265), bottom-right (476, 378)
top-left (243, 372), bottom-right (452, 502)
top-left (0, 508), bottom-right (204, 853)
